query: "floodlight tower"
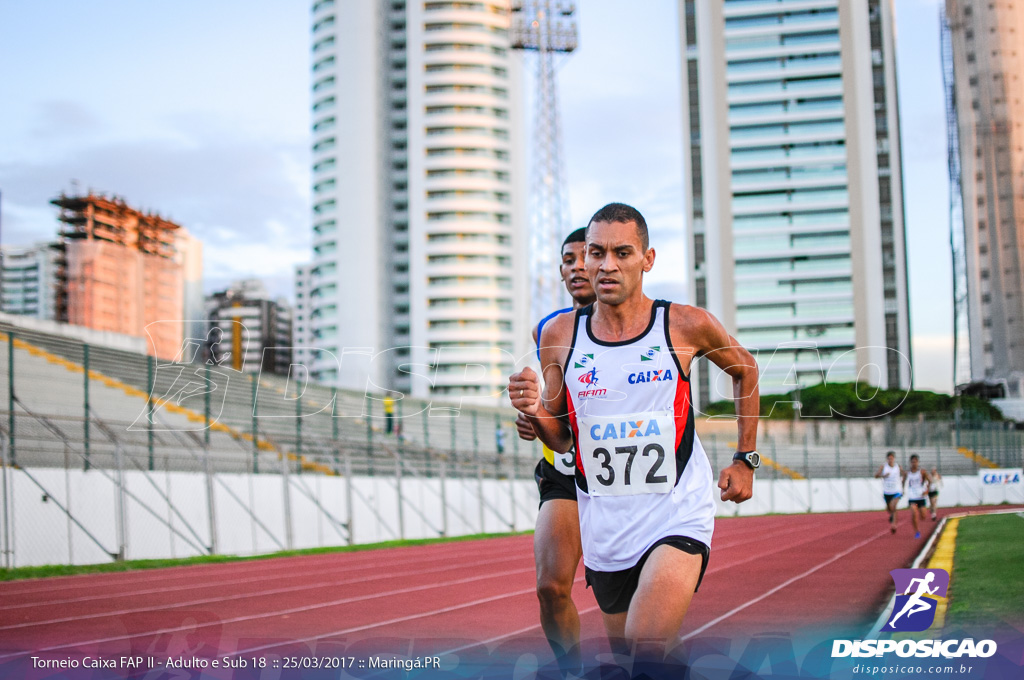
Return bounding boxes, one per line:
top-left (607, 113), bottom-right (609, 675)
top-left (511, 1), bottom-right (578, 323)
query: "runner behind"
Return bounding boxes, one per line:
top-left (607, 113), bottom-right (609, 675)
top-left (515, 227), bottom-right (594, 676)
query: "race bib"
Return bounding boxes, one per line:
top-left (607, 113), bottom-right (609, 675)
top-left (578, 411), bottom-right (676, 497)
top-left (552, 447), bottom-right (577, 476)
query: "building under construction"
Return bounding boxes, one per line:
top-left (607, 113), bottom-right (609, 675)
top-left (51, 192), bottom-right (184, 360)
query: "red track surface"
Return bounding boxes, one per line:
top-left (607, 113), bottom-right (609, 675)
top-left (0, 507), bottom-right (993, 667)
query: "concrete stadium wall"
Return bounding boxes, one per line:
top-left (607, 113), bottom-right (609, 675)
top-left (1, 469), bottom-right (1021, 568)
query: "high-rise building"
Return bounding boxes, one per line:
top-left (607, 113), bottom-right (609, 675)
top-left (945, 0), bottom-right (1024, 398)
top-left (293, 262), bottom-right (314, 370)
top-left (308, 0), bottom-right (530, 401)
top-left (680, 0), bottom-right (912, 406)
top-left (51, 192), bottom-right (184, 360)
top-left (0, 241), bottom-right (59, 320)
top-left (205, 279), bottom-right (293, 375)
top-left (175, 227), bottom-right (206, 345)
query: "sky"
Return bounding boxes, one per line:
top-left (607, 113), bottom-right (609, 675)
top-left (0, 0), bottom-right (953, 392)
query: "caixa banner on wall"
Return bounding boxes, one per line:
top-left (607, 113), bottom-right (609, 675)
top-left (978, 468), bottom-right (1023, 485)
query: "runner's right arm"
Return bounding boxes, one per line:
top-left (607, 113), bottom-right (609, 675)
top-left (508, 313), bottom-right (573, 453)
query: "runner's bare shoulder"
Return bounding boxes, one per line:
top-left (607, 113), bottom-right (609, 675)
top-left (537, 310), bottom-right (575, 368)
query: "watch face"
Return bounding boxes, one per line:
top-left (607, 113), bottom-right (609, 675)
top-left (749, 452), bottom-right (760, 468)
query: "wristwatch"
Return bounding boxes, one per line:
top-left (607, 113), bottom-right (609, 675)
top-left (733, 450), bottom-right (760, 471)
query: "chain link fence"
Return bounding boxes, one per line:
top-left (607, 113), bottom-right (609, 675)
top-left (0, 321), bottom-right (1021, 568)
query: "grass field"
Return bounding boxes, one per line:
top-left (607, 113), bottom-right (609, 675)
top-left (0, 530), bottom-right (533, 581)
top-left (947, 512), bottom-right (1024, 627)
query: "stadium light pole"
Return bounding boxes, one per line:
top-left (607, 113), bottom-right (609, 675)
top-left (510, 1), bottom-right (578, 323)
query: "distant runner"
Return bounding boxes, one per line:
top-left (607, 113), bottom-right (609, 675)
top-left (905, 454), bottom-right (932, 539)
top-left (874, 451), bottom-right (904, 534)
top-left (927, 468), bottom-right (941, 521)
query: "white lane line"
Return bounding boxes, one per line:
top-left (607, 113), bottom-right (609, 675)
top-left (0, 543), bottom-right (522, 612)
top-left (0, 537), bottom-right (526, 597)
top-left (439, 603), bottom-right (601, 656)
top-left (678, 529), bottom-right (890, 641)
top-left (234, 585), bottom-right (557, 656)
top-left (0, 519), bottom-right (811, 609)
top-left (0, 566), bottom-right (538, 662)
top-left (0, 554), bottom-right (532, 632)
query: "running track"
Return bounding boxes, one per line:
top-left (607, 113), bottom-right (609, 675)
top-left (0, 508), bottom-right (1003, 670)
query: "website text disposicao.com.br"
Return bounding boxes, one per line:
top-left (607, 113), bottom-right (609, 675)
top-left (850, 663), bottom-right (981, 676)
top-left (835, 638), bottom-right (997, 676)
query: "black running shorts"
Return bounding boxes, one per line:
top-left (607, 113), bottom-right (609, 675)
top-left (908, 498), bottom-right (926, 508)
top-left (584, 536), bottom-right (710, 615)
top-left (535, 458), bottom-right (576, 507)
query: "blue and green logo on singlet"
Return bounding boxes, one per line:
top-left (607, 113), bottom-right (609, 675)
top-left (574, 353), bottom-right (594, 369)
top-left (640, 346), bottom-right (660, 362)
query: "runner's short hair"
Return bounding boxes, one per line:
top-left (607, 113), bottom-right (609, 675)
top-left (886, 450), bottom-right (896, 457)
top-left (910, 454), bottom-right (919, 462)
top-left (562, 227), bottom-right (587, 248)
top-left (587, 203), bottom-right (649, 250)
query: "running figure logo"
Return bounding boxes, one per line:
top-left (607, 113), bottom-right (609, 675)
top-left (883, 568), bottom-right (949, 632)
top-left (578, 366), bottom-right (599, 386)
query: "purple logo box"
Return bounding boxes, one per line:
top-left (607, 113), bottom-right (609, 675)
top-left (890, 568), bottom-right (949, 597)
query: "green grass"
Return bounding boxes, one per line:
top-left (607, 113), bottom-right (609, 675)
top-left (0, 530), bottom-right (534, 582)
top-left (947, 513), bottom-right (1024, 627)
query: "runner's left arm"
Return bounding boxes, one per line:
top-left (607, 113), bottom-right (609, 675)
top-left (670, 305), bottom-right (759, 503)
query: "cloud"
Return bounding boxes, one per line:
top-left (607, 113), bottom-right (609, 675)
top-left (0, 128), bottom-right (311, 299)
top-left (29, 100), bottom-right (104, 140)
top-left (911, 334), bottom-right (953, 394)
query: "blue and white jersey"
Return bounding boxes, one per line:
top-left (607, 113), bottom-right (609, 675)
top-left (563, 300), bottom-right (715, 572)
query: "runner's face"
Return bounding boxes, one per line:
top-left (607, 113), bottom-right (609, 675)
top-left (585, 220), bottom-right (654, 305)
top-left (560, 241), bottom-right (594, 304)
top-left (910, 459), bottom-right (919, 471)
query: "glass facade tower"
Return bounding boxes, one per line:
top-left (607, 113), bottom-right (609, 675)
top-left (681, 0), bottom-right (912, 406)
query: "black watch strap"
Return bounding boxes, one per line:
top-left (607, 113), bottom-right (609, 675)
top-left (733, 450), bottom-right (760, 470)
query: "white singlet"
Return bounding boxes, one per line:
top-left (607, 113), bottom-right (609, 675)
top-left (564, 301), bottom-right (716, 573)
top-left (881, 463), bottom-right (902, 495)
top-left (906, 469), bottom-right (926, 501)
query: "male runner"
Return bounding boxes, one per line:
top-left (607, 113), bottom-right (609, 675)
top-left (905, 454), bottom-right (933, 539)
top-left (927, 468), bottom-right (941, 521)
top-left (509, 203), bottom-right (759, 661)
top-left (515, 227), bottom-right (594, 674)
top-left (875, 451), bottom-right (904, 534)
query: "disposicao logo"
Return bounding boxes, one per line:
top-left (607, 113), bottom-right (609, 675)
top-left (883, 568), bottom-right (948, 632)
top-left (831, 567), bottom-right (997, 659)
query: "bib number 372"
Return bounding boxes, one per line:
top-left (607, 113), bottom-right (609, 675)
top-left (579, 412), bottom-right (676, 497)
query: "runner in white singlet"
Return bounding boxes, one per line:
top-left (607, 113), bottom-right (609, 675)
top-left (509, 203), bottom-right (760, 664)
top-left (874, 451), bottom-right (905, 534)
top-left (905, 454), bottom-right (933, 539)
top-left (928, 468), bottom-right (942, 521)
